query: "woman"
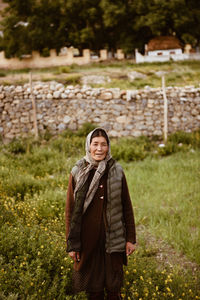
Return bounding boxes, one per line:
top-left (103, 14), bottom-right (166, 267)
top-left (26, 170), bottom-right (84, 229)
top-left (65, 128), bottom-right (136, 300)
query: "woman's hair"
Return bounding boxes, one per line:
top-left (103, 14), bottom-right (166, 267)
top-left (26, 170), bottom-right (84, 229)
top-left (90, 129), bottom-right (109, 145)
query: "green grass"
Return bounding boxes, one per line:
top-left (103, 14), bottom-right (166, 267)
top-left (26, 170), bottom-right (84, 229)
top-left (125, 151), bottom-right (200, 264)
top-left (0, 129), bottom-right (200, 299)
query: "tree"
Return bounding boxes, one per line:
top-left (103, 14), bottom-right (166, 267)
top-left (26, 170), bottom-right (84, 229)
top-left (27, 0), bottom-right (67, 54)
top-left (175, 0), bottom-right (200, 47)
top-left (136, 0), bottom-right (200, 48)
top-left (62, 0), bottom-right (106, 51)
top-left (0, 0), bottom-right (107, 56)
top-left (0, 0), bottom-right (34, 57)
top-left (100, 0), bottom-right (153, 54)
top-left (0, 0), bottom-right (66, 57)
top-left (0, 0), bottom-right (199, 58)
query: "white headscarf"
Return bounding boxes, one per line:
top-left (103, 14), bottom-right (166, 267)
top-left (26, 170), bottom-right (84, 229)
top-left (74, 127), bottom-right (112, 213)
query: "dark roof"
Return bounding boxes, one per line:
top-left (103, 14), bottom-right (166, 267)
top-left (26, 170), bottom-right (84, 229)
top-left (147, 36), bottom-right (182, 51)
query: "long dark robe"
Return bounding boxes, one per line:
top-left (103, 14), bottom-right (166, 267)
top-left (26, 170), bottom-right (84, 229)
top-left (65, 168), bottom-right (136, 293)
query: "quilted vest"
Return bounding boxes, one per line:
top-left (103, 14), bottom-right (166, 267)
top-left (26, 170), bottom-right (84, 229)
top-left (68, 158), bottom-right (126, 253)
top-left (106, 161), bottom-right (126, 253)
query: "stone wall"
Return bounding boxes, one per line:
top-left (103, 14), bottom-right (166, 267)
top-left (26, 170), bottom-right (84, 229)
top-left (0, 82), bottom-right (199, 140)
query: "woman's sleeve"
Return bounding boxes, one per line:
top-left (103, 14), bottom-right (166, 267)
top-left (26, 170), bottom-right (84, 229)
top-left (65, 173), bottom-right (75, 242)
top-left (122, 172), bottom-right (136, 244)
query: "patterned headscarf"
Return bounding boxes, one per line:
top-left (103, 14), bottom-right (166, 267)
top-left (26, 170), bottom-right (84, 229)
top-left (74, 127), bottom-right (112, 213)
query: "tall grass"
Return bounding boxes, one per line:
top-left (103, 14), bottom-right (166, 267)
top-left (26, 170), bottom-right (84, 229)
top-left (125, 151), bottom-right (200, 264)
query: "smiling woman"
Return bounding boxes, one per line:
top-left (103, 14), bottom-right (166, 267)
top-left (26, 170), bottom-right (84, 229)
top-left (90, 134), bottom-right (109, 161)
top-left (65, 128), bottom-right (136, 300)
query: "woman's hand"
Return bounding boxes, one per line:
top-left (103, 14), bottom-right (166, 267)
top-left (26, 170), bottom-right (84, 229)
top-left (126, 242), bottom-right (136, 256)
top-left (69, 251), bottom-right (81, 262)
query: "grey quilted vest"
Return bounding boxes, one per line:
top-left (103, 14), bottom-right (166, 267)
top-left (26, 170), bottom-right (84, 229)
top-left (106, 161), bottom-right (126, 253)
top-left (70, 158), bottom-right (126, 253)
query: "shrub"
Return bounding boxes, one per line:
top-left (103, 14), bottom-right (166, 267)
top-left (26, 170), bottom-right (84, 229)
top-left (0, 223), bottom-right (74, 299)
top-left (59, 66), bottom-right (71, 73)
top-left (65, 74), bottom-right (81, 85)
top-left (111, 136), bottom-right (154, 162)
top-left (53, 66), bottom-right (71, 75)
top-left (60, 128), bottom-right (74, 138)
top-left (76, 122), bottom-right (97, 137)
top-left (168, 129), bottom-right (200, 148)
top-left (157, 142), bottom-right (179, 156)
top-left (39, 128), bottom-right (54, 141)
top-left (5, 137), bottom-right (38, 155)
top-left (51, 135), bottom-right (85, 157)
top-left (7, 176), bottom-right (44, 200)
top-left (0, 170), bottom-right (46, 201)
top-left (7, 138), bottom-right (27, 154)
top-left (155, 129), bottom-right (200, 157)
top-left (18, 147), bottom-right (65, 177)
top-left (33, 189), bottom-right (66, 222)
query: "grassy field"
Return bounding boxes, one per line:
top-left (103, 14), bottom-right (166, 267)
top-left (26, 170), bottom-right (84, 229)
top-left (0, 60), bottom-right (200, 89)
top-left (125, 151), bottom-right (200, 264)
top-left (0, 129), bottom-right (200, 299)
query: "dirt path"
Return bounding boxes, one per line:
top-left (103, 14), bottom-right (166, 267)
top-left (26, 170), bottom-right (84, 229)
top-left (137, 225), bottom-right (200, 275)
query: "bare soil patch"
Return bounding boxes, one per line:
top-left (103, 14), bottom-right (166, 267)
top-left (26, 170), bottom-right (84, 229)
top-left (137, 225), bottom-right (200, 275)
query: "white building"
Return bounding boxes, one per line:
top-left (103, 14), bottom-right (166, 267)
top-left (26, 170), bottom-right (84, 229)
top-left (136, 36), bottom-right (189, 63)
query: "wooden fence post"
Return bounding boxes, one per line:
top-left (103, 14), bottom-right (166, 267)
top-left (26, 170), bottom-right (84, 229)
top-left (162, 75), bottom-right (168, 143)
top-left (29, 72), bottom-right (38, 139)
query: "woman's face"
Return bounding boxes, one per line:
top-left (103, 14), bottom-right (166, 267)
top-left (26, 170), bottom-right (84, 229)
top-left (90, 136), bottom-right (109, 161)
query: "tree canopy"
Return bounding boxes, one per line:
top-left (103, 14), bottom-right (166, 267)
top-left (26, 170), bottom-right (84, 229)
top-left (0, 0), bottom-right (199, 58)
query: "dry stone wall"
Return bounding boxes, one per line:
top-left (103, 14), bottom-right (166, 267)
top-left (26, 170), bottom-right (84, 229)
top-left (0, 82), bottom-right (200, 140)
